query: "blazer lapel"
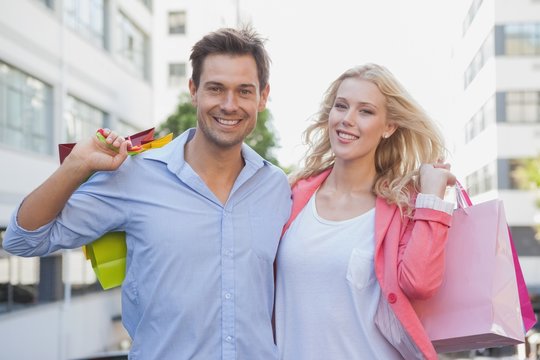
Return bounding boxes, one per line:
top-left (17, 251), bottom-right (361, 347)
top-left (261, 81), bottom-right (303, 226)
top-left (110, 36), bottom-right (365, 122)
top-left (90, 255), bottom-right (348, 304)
top-left (282, 169), bottom-right (331, 236)
top-left (374, 197), bottom-right (395, 268)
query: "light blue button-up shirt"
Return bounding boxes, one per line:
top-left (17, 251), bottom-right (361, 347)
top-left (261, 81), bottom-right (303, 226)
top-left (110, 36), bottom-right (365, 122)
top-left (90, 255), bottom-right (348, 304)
top-left (4, 129), bottom-right (292, 360)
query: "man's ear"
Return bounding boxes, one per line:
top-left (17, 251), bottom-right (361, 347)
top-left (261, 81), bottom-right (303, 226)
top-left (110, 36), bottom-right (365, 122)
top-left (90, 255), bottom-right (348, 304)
top-left (189, 78), bottom-right (198, 107)
top-left (258, 84), bottom-right (270, 112)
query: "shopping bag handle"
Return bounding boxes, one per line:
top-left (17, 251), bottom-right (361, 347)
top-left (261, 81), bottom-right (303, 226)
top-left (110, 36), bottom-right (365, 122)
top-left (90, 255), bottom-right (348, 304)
top-left (455, 180), bottom-right (473, 209)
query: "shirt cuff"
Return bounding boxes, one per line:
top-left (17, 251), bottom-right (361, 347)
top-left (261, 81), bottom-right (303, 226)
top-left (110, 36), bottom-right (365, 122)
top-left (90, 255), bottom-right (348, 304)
top-left (415, 193), bottom-right (454, 215)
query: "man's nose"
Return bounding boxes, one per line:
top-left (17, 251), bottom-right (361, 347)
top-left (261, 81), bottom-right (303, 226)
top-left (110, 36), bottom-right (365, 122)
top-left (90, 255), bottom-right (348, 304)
top-left (221, 91), bottom-right (239, 113)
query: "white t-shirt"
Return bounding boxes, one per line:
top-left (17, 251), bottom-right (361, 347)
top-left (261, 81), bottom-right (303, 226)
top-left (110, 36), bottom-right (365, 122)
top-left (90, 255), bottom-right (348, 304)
top-left (275, 193), bottom-right (403, 360)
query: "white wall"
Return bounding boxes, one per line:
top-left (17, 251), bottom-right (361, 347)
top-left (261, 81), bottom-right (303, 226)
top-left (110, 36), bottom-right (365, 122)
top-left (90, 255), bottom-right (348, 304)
top-left (0, 146), bottom-right (58, 226)
top-left (0, 290), bottom-right (127, 360)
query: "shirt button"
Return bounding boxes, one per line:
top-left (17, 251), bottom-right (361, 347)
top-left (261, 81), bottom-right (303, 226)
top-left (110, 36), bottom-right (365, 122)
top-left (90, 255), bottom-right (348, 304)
top-left (388, 293), bottom-right (397, 304)
top-left (224, 292), bottom-right (232, 300)
top-left (225, 336), bottom-right (233, 342)
top-left (225, 249), bottom-right (233, 257)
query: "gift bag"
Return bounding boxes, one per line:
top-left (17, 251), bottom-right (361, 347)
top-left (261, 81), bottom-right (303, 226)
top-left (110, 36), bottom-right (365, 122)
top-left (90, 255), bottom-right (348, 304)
top-left (59, 128), bottom-right (172, 289)
top-left (412, 183), bottom-right (530, 353)
top-left (84, 231), bottom-right (127, 290)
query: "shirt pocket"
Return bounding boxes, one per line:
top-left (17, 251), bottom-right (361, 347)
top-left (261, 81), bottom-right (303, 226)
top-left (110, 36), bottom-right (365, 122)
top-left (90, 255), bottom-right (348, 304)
top-left (346, 247), bottom-right (376, 290)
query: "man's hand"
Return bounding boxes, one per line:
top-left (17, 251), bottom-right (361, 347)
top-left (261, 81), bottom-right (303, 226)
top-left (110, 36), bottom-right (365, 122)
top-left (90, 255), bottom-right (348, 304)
top-left (17, 129), bottom-right (131, 230)
top-left (66, 128), bottom-right (132, 176)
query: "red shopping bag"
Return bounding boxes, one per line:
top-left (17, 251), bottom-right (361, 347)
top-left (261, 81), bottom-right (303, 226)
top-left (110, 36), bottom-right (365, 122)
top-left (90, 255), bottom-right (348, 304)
top-left (411, 182), bottom-right (535, 353)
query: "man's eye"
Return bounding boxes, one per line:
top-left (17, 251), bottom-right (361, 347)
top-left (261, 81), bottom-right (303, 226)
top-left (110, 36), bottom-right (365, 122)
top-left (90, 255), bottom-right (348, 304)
top-left (240, 89), bottom-right (252, 95)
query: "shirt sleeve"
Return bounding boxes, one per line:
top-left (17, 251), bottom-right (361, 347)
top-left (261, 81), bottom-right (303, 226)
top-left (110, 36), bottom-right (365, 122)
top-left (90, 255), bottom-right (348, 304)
top-left (415, 193), bottom-right (454, 215)
top-left (3, 168), bottom-right (129, 257)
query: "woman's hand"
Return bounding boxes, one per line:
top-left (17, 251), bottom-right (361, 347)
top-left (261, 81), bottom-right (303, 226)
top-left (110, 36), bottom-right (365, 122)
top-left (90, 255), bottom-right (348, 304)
top-left (419, 162), bottom-right (457, 199)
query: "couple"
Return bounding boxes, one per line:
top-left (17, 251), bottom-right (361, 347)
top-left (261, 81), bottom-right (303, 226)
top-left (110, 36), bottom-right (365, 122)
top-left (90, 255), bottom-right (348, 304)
top-left (4, 27), bottom-right (455, 360)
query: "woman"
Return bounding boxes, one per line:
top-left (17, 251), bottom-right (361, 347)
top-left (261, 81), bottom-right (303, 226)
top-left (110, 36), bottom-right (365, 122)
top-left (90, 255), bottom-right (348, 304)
top-left (275, 63), bottom-right (456, 360)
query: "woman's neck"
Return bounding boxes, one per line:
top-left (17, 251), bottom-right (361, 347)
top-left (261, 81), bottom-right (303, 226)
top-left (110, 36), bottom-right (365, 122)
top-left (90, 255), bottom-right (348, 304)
top-left (325, 159), bottom-right (376, 195)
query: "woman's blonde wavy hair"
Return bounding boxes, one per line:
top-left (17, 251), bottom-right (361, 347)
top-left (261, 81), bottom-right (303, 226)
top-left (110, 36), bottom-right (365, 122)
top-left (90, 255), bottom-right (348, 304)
top-left (291, 63), bottom-right (446, 215)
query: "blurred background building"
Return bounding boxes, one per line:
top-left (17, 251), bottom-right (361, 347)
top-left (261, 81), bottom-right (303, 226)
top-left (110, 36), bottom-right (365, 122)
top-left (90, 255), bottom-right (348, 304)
top-left (1, 0), bottom-right (539, 359)
top-left (451, 0), bottom-right (540, 357)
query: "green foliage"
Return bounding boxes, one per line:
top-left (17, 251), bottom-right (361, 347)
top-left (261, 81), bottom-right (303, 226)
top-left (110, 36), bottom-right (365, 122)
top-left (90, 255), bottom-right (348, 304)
top-left (244, 107), bottom-right (278, 165)
top-left (157, 94), bottom-right (198, 137)
top-left (512, 157), bottom-right (540, 190)
top-left (158, 93), bottom-right (282, 167)
top-left (512, 156), bottom-right (540, 241)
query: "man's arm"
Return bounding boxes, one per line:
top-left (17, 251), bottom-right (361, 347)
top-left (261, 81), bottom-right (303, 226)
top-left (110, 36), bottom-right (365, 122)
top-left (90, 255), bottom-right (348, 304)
top-left (17, 129), bottom-right (130, 230)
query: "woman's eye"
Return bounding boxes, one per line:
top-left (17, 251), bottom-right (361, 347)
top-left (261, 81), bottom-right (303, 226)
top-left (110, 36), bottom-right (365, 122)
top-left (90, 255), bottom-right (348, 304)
top-left (334, 103), bottom-right (347, 109)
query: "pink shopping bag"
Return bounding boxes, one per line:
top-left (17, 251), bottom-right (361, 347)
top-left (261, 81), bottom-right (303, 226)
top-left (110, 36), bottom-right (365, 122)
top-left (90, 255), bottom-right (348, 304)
top-left (455, 182), bottom-right (536, 333)
top-left (412, 183), bottom-right (530, 353)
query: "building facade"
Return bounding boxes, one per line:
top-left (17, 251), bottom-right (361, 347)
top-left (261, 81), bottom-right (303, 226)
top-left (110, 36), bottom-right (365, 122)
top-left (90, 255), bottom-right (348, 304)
top-left (152, 0), bottom-right (237, 125)
top-left (452, 0), bottom-right (540, 356)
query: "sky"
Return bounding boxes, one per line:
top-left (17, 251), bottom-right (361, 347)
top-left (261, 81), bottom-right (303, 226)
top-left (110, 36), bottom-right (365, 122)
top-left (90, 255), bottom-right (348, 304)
top-left (240, 0), bottom-right (467, 167)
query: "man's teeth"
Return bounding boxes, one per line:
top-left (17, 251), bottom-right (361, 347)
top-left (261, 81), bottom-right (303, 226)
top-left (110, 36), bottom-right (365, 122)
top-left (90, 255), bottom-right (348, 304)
top-left (217, 118), bottom-right (240, 125)
top-left (338, 131), bottom-right (358, 140)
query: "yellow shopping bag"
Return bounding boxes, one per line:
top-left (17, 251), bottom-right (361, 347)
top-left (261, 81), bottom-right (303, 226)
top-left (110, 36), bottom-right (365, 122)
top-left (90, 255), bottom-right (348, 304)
top-left (83, 232), bottom-right (127, 290)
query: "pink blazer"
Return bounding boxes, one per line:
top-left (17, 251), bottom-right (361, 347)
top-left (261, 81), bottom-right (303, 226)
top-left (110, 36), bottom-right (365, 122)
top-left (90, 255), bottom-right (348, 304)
top-left (283, 169), bottom-right (452, 359)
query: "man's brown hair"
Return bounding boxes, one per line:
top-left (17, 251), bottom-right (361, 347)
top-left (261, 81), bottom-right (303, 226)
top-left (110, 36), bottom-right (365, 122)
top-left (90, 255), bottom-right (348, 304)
top-left (190, 27), bottom-right (271, 92)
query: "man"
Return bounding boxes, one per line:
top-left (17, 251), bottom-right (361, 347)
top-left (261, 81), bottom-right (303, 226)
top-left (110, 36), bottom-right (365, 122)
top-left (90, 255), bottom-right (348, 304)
top-left (3, 27), bottom-right (291, 360)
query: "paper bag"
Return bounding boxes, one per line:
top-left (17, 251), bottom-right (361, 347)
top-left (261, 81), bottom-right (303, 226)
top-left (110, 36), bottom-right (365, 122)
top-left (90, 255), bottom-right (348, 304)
top-left (84, 232), bottom-right (127, 290)
top-left (412, 190), bottom-right (526, 353)
top-left (58, 128), bottom-right (172, 289)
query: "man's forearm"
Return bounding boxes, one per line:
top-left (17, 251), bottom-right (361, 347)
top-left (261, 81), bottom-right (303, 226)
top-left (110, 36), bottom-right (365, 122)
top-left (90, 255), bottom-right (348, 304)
top-left (17, 158), bottom-right (93, 230)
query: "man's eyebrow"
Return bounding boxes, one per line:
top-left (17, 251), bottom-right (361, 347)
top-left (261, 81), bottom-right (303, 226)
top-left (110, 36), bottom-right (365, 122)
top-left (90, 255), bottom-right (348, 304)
top-left (203, 81), bottom-right (223, 87)
top-left (238, 83), bottom-right (257, 89)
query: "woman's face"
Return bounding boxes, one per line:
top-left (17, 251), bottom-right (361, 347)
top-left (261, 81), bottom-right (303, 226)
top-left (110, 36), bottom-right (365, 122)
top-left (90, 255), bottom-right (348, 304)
top-left (328, 77), bottom-right (395, 164)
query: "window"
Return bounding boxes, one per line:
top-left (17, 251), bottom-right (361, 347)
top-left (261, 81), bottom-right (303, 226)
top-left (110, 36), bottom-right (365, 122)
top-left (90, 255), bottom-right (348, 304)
top-left (0, 61), bottom-right (53, 155)
top-left (502, 23), bottom-right (540, 56)
top-left (464, 30), bottom-right (494, 88)
top-left (65, 0), bottom-right (105, 48)
top-left (168, 62), bottom-right (186, 86)
top-left (509, 226), bottom-right (540, 256)
top-left (465, 162), bottom-right (496, 196)
top-left (168, 11), bottom-right (186, 34)
top-left (35, 0), bottom-right (54, 9)
top-left (137, 0), bottom-right (152, 11)
top-left (64, 95), bottom-right (107, 143)
top-left (0, 229), bottom-right (40, 313)
top-left (462, 0), bottom-right (483, 36)
top-left (505, 91), bottom-right (540, 123)
top-left (464, 94), bottom-right (496, 143)
top-left (117, 12), bottom-right (149, 79)
top-left (64, 251), bottom-right (96, 286)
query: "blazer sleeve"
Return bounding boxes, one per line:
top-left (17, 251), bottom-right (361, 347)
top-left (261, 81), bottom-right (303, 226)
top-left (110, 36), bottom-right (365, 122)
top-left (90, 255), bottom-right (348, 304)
top-left (396, 208), bottom-right (452, 300)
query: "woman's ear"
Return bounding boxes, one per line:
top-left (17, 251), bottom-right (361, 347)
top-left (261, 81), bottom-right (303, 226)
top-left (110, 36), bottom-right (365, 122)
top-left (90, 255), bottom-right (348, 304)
top-left (382, 123), bottom-right (397, 139)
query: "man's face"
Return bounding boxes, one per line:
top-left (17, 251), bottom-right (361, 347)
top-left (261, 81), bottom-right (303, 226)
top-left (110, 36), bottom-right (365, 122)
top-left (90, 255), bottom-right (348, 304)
top-left (189, 54), bottom-right (269, 150)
